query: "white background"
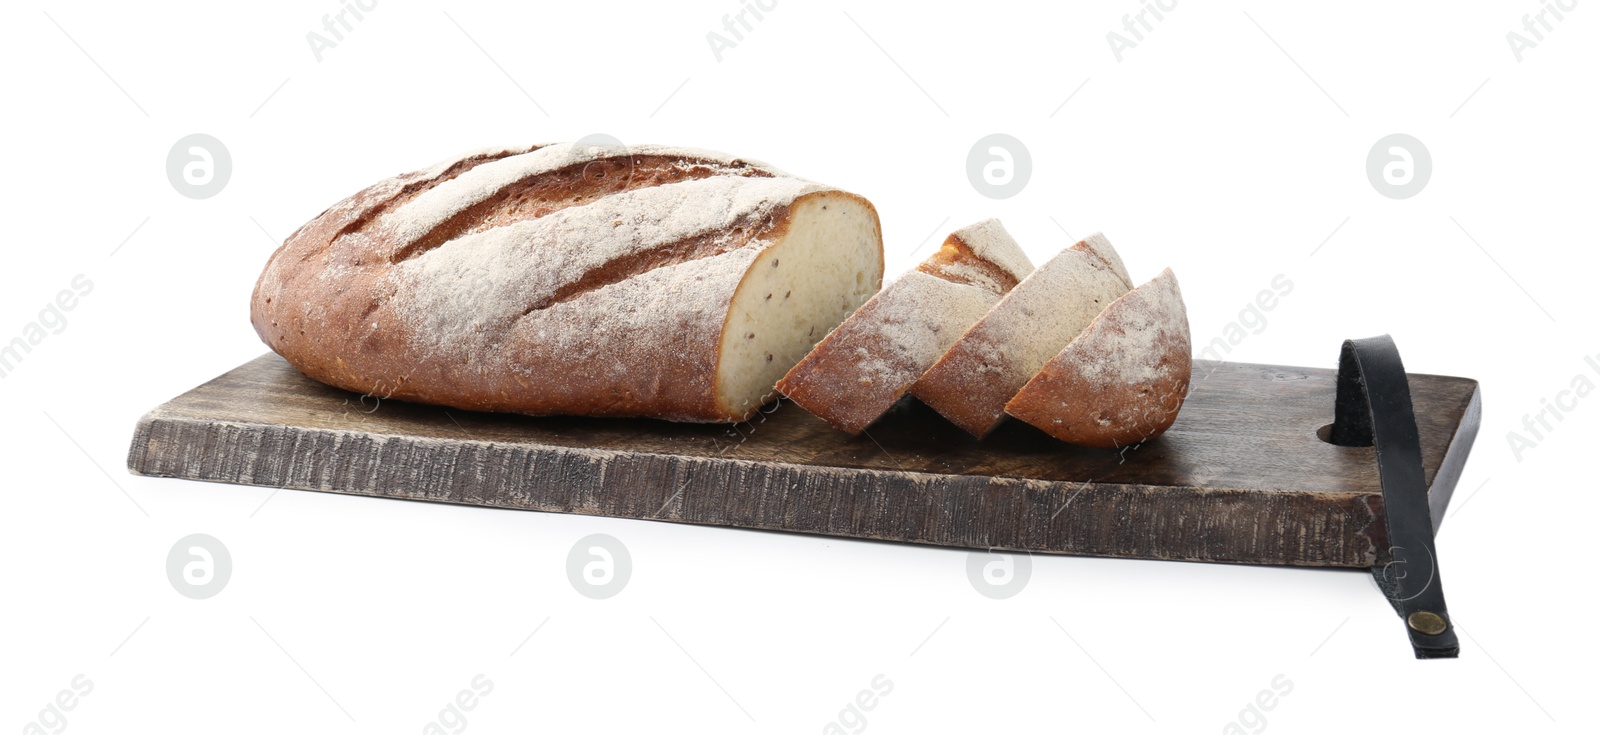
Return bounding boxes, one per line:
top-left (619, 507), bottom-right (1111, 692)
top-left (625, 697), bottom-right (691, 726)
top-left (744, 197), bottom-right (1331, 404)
top-left (3, 1), bottom-right (1595, 732)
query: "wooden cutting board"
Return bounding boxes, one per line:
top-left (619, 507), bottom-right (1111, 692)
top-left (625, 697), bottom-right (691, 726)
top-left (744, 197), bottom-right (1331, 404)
top-left (126, 354), bottom-right (1480, 568)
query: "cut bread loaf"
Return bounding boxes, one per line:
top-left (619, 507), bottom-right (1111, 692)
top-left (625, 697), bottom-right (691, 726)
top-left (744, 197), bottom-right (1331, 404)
top-left (251, 143), bottom-right (884, 423)
top-left (775, 219), bottom-right (1033, 434)
top-left (909, 233), bottom-right (1132, 439)
top-left (1006, 268), bottom-right (1191, 447)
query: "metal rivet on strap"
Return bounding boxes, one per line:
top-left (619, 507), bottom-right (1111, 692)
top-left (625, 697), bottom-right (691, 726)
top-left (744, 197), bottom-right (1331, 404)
top-left (1407, 611), bottom-right (1448, 636)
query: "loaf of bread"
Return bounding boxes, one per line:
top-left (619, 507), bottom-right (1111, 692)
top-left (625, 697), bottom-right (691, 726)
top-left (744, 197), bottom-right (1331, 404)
top-left (1005, 268), bottom-right (1191, 447)
top-left (775, 219), bottom-right (1033, 434)
top-left (909, 234), bottom-right (1133, 438)
top-left (251, 143), bottom-right (884, 423)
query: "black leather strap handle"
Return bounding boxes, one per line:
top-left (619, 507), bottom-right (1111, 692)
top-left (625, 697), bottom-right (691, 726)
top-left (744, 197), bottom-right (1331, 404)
top-left (1329, 335), bottom-right (1459, 659)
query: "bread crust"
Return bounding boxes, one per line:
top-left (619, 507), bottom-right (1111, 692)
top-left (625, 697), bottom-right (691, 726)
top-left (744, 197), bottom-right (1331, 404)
top-left (251, 144), bottom-right (881, 423)
top-left (775, 220), bottom-right (1031, 434)
top-left (909, 236), bottom-right (1131, 439)
top-left (1005, 268), bottom-right (1191, 447)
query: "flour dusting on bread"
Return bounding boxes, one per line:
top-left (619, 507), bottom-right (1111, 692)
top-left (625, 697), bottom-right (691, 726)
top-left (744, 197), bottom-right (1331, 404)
top-left (391, 175), bottom-right (825, 356)
top-left (908, 236), bottom-right (1131, 438)
top-left (1005, 268), bottom-right (1191, 448)
top-left (776, 219), bottom-right (1032, 434)
top-left (251, 144), bottom-right (882, 422)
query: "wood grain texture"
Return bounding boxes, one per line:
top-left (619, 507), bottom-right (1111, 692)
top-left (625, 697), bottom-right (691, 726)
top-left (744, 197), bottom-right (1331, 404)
top-left (126, 355), bottom-right (1480, 567)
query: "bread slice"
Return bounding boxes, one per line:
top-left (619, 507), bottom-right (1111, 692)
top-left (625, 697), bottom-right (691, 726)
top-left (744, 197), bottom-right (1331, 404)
top-left (252, 143), bottom-right (884, 423)
top-left (775, 219), bottom-right (1033, 434)
top-left (1005, 268), bottom-right (1191, 447)
top-left (1070, 231), bottom-right (1131, 289)
top-left (909, 233), bottom-right (1132, 438)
